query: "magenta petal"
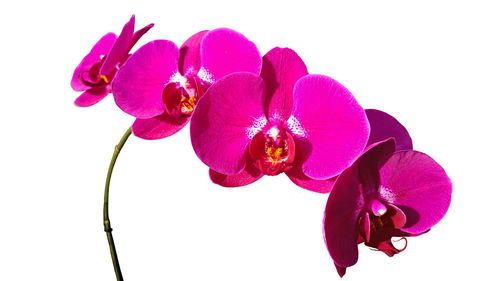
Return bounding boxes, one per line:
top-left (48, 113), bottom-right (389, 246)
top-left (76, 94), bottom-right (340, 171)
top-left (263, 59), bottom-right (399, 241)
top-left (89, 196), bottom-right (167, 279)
top-left (209, 155), bottom-right (264, 187)
top-left (286, 166), bottom-right (336, 193)
top-left (378, 150), bottom-right (452, 234)
top-left (286, 140), bottom-right (336, 193)
top-left (387, 204), bottom-right (407, 229)
top-left (210, 168), bottom-right (263, 188)
top-left (179, 30), bottom-right (209, 76)
top-left (71, 32), bottom-right (117, 91)
top-left (334, 264), bottom-right (346, 278)
top-left (376, 239), bottom-right (406, 257)
top-left (261, 47), bottom-right (308, 122)
top-left (132, 112), bottom-right (189, 140)
top-left (365, 109), bottom-right (413, 151)
top-left (291, 74), bottom-right (369, 180)
top-left (100, 15), bottom-right (135, 76)
top-left (113, 40), bottom-right (179, 118)
top-left (357, 138), bottom-right (396, 196)
top-left (128, 23), bottom-right (154, 54)
top-left (361, 212), bottom-right (371, 243)
top-left (74, 86), bottom-right (109, 107)
top-left (200, 28), bottom-right (261, 81)
top-left (370, 199), bottom-right (387, 216)
top-left (324, 164), bottom-right (364, 268)
top-left (190, 73), bottom-right (267, 175)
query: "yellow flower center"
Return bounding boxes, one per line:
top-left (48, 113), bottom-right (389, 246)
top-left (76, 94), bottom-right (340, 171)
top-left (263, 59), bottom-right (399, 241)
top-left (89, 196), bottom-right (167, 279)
top-left (180, 95), bottom-right (196, 115)
top-left (100, 74), bottom-right (109, 84)
top-left (266, 147), bottom-right (284, 165)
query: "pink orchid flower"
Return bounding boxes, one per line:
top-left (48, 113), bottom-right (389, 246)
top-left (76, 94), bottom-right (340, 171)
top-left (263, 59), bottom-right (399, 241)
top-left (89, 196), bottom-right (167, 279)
top-left (190, 47), bottom-right (370, 193)
top-left (71, 15), bottom-right (153, 107)
top-left (111, 28), bottom-right (262, 140)
top-left (323, 111), bottom-right (452, 277)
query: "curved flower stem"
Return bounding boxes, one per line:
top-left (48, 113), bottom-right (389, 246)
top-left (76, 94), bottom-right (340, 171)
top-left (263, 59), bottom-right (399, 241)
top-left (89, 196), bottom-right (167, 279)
top-left (103, 127), bottom-right (132, 281)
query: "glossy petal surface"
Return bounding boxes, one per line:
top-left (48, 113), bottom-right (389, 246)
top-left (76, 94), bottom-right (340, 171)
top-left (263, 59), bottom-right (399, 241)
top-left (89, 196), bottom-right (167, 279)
top-left (71, 33), bottom-right (117, 91)
top-left (132, 112), bottom-right (189, 140)
top-left (179, 30), bottom-right (209, 76)
top-left (101, 15), bottom-right (135, 76)
top-left (378, 150), bottom-right (452, 234)
top-left (261, 47), bottom-right (308, 122)
top-left (324, 164), bottom-right (364, 268)
top-left (113, 40), bottom-right (179, 118)
top-left (190, 73), bottom-right (267, 175)
top-left (365, 109), bottom-right (413, 151)
top-left (291, 74), bottom-right (369, 180)
top-left (200, 28), bottom-right (261, 81)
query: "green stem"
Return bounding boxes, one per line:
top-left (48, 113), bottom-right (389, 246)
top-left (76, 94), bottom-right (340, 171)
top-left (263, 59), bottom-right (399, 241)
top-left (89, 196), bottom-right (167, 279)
top-left (103, 127), bottom-right (132, 281)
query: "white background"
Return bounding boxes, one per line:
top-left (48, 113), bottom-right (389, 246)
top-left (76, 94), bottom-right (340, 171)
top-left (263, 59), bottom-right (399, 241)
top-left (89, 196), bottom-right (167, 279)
top-left (1, 0), bottom-right (498, 280)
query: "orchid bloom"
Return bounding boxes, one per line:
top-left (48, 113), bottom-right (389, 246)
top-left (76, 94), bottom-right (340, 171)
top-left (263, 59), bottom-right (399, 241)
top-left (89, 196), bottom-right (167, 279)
top-left (111, 28), bottom-right (262, 140)
top-left (190, 47), bottom-right (370, 193)
top-left (71, 15), bottom-right (153, 107)
top-left (323, 111), bottom-right (452, 277)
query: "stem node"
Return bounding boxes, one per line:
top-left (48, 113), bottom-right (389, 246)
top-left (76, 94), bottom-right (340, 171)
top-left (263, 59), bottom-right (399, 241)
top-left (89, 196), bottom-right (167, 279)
top-left (103, 127), bottom-right (131, 281)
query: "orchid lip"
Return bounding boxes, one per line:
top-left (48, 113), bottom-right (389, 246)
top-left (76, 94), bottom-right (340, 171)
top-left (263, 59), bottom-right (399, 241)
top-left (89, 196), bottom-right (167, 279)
top-left (249, 126), bottom-right (296, 176)
top-left (357, 200), bottom-right (410, 257)
top-left (162, 75), bottom-right (208, 118)
top-left (80, 56), bottom-right (116, 88)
